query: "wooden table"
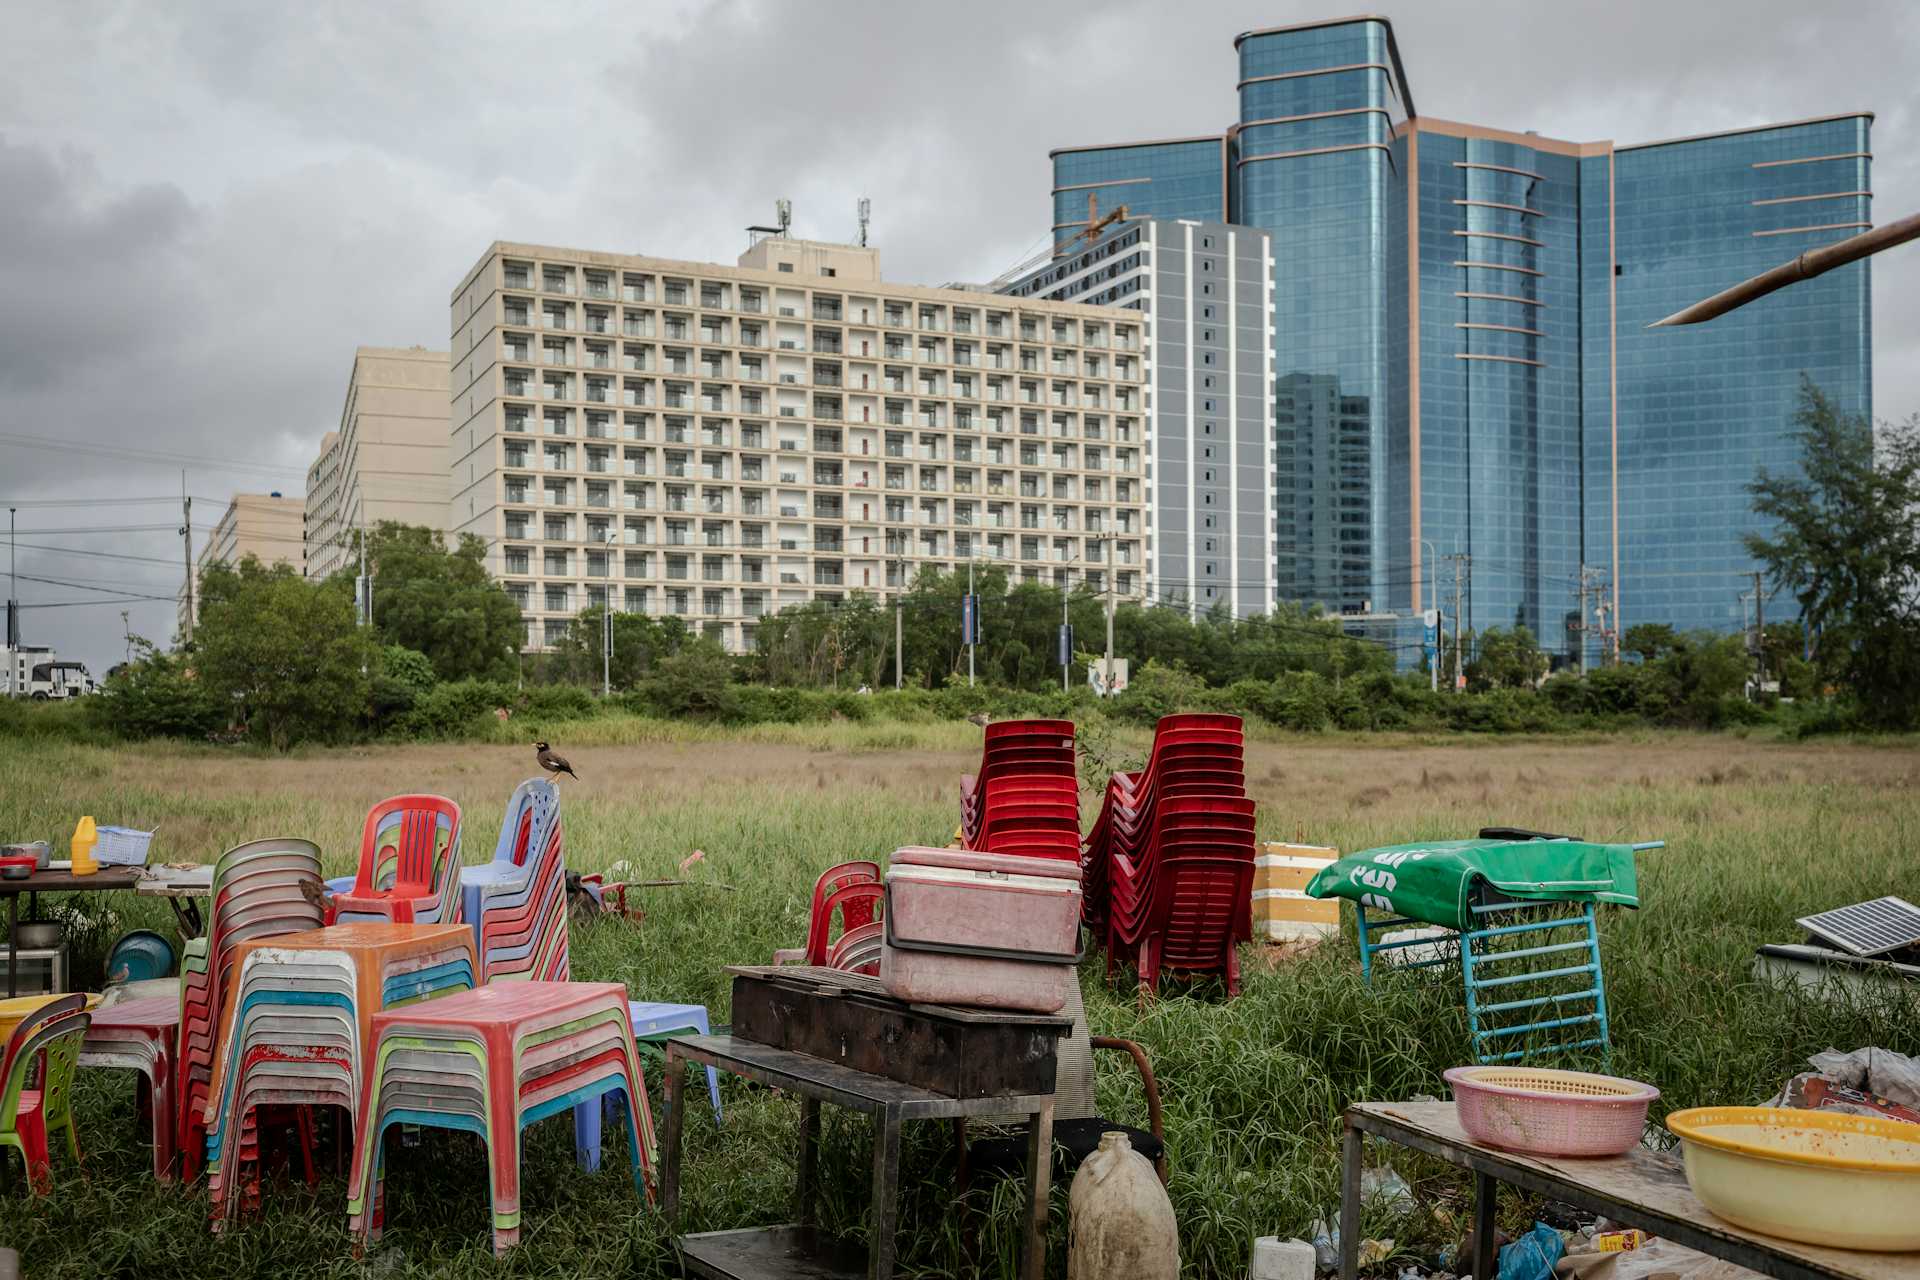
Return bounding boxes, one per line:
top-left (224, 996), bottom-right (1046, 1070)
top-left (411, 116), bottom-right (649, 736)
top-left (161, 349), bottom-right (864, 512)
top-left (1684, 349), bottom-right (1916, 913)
top-left (1341, 1101), bottom-right (1914, 1280)
top-left (661, 1033), bottom-right (1055, 1280)
top-left (0, 866), bottom-right (142, 997)
top-left (134, 864), bottom-right (214, 938)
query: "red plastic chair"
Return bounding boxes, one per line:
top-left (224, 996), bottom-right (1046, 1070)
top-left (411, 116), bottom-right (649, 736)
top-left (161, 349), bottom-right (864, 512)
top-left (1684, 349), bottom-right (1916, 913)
top-left (334, 794), bottom-right (464, 925)
top-left (773, 863), bottom-right (881, 965)
top-left (1083, 716), bottom-right (1254, 997)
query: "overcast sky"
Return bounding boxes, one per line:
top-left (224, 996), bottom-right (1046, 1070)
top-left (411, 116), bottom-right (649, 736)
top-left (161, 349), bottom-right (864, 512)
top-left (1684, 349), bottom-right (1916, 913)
top-left (2, 0), bottom-right (1914, 676)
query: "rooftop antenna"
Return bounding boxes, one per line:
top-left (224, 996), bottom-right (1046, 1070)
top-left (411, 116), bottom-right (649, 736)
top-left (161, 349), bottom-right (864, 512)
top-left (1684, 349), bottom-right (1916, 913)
top-left (857, 197), bottom-right (871, 247)
top-left (775, 198), bottom-right (792, 238)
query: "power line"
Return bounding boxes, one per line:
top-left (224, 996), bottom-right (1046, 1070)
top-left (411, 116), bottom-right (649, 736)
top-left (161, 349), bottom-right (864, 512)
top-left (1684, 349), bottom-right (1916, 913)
top-left (0, 496), bottom-right (191, 508)
top-left (0, 430), bottom-right (304, 479)
top-left (14, 573), bottom-right (176, 601)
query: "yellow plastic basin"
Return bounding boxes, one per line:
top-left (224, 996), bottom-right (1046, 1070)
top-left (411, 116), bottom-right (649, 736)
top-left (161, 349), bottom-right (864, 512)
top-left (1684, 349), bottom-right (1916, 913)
top-left (1666, 1106), bottom-right (1920, 1252)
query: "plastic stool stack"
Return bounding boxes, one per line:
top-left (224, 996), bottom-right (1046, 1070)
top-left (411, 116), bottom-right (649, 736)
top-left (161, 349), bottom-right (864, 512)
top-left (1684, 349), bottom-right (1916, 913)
top-left (202, 923), bottom-right (477, 1222)
top-left (79, 994), bottom-right (182, 1181)
top-left (348, 981), bottom-right (653, 1255)
top-left (575, 1000), bottom-right (721, 1174)
top-left (176, 838), bottom-right (327, 1183)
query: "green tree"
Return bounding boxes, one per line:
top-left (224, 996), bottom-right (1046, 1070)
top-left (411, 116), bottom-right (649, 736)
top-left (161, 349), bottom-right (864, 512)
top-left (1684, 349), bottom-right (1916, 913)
top-left (633, 640), bottom-right (736, 719)
top-left (1467, 626), bottom-right (1546, 691)
top-left (1747, 379), bottom-right (1920, 727)
top-left (548, 607), bottom-right (693, 689)
top-left (195, 557), bottom-right (375, 748)
top-left (96, 638), bottom-right (225, 739)
top-left (356, 523), bottom-right (522, 682)
top-left (1622, 622), bottom-right (1680, 663)
top-left (369, 644), bottom-right (437, 719)
top-left (1638, 632), bottom-right (1752, 725)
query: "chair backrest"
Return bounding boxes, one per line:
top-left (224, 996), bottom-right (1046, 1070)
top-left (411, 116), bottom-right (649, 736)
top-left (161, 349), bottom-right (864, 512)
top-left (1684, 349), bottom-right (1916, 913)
top-left (0, 995), bottom-right (84, 1085)
top-left (358, 794), bottom-right (462, 897)
top-left (810, 881), bottom-right (886, 965)
top-left (0, 1007), bottom-right (89, 1132)
top-left (493, 778), bottom-right (559, 868)
top-left (812, 860), bottom-right (879, 919)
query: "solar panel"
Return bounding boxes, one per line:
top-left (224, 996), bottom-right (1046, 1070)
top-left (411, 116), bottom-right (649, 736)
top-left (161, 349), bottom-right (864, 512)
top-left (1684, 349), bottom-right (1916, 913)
top-left (1796, 897), bottom-right (1920, 957)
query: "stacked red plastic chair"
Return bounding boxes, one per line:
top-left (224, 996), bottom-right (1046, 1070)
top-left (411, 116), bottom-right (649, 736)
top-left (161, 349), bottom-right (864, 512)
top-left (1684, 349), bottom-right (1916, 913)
top-left (960, 719), bottom-right (1080, 859)
top-left (461, 779), bottom-right (569, 983)
top-left (772, 862), bottom-right (885, 976)
top-left (176, 838), bottom-right (326, 1184)
top-left (331, 794), bottom-right (464, 926)
top-left (1083, 714), bottom-right (1255, 996)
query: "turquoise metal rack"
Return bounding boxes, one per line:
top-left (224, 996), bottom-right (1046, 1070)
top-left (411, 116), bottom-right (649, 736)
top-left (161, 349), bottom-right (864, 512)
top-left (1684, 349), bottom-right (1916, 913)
top-left (1354, 839), bottom-right (1661, 1064)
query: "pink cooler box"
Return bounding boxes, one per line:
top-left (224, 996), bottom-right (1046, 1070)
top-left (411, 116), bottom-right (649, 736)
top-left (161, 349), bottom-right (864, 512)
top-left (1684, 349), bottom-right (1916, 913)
top-left (879, 846), bottom-right (1083, 1013)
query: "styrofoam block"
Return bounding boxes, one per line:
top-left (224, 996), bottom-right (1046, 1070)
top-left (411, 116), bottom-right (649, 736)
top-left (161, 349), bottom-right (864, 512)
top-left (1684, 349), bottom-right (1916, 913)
top-left (1249, 1236), bottom-right (1316, 1280)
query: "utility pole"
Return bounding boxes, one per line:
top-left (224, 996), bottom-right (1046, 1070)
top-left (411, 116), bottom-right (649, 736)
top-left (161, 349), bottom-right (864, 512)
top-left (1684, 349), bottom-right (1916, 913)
top-left (1061, 566), bottom-right (1072, 693)
top-left (1420, 538), bottom-right (1439, 692)
top-left (121, 610), bottom-right (132, 665)
top-left (1446, 552), bottom-right (1470, 692)
top-left (1103, 537), bottom-right (1116, 696)
top-left (1574, 571), bottom-right (1588, 677)
top-left (966, 552), bottom-right (976, 689)
top-left (892, 546), bottom-right (905, 691)
top-left (602, 530), bottom-right (616, 698)
top-left (1753, 569), bottom-right (1766, 688)
top-left (179, 475), bottom-right (194, 644)
top-left (357, 503), bottom-right (370, 627)
top-left (7, 506), bottom-right (16, 650)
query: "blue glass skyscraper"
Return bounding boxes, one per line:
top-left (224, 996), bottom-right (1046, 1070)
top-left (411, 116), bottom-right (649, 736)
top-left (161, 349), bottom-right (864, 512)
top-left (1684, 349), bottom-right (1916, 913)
top-left (1047, 16), bottom-right (1872, 664)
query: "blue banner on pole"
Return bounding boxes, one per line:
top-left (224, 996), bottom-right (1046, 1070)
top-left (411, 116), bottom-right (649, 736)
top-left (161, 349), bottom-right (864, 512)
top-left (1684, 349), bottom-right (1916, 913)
top-left (961, 593), bottom-right (979, 645)
top-left (1057, 623), bottom-right (1074, 667)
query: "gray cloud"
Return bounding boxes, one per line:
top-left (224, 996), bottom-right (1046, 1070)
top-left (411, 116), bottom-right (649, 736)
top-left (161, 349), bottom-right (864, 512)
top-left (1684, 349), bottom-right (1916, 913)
top-left (0, 0), bottom-right (1913, 674)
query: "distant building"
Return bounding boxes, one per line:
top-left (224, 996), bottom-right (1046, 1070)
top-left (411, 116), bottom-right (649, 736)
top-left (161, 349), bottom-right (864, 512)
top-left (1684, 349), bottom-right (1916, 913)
top-left (179, 493), bottom-right (305, 634)
top-left (448, 237), bottom-right (1149, 652)
top-left (1003, 218), bottom-right (1276, 617)
top-left (1044, 15), bottom-right (1873, 664)
top-left (304, 346), bottom-right (451, 579)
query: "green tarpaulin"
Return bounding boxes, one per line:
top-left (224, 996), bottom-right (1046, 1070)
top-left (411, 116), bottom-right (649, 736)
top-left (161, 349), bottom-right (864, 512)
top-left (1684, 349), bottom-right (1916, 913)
top-left (1304, 838), bottom-right (1641, 932)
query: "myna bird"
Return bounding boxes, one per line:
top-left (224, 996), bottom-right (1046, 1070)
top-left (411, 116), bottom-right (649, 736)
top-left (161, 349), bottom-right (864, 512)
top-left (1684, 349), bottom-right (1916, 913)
top-left (534, 740), bottom-right (579, 781)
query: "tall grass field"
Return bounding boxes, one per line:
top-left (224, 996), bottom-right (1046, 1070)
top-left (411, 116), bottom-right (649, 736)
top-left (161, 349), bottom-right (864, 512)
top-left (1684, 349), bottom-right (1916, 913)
top-left (0, 724), bottom-right (1914, 1278)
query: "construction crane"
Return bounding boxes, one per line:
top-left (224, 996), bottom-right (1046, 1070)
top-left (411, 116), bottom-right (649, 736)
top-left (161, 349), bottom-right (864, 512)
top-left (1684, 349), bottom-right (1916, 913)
top-left (981, 192), bottom-right (1135, 294)
top-left (1066, 191), bottom-right (1131, 254)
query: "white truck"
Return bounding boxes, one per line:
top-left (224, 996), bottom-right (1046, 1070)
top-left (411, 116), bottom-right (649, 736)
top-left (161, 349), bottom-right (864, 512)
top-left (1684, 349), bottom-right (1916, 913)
top-left (2, 646), bottom-right (94, 699)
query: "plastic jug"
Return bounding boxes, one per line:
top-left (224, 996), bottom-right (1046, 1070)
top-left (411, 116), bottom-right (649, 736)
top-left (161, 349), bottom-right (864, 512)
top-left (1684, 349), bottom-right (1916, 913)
top-left (70, 817), bottom-right (99, 877)
top-left (1067, 1130), bottom-right (1178, 1280)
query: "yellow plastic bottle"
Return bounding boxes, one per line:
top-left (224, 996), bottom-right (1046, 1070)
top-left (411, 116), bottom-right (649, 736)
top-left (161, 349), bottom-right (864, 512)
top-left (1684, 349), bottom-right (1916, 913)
top-left (70, 817), bottom-right (99, 877)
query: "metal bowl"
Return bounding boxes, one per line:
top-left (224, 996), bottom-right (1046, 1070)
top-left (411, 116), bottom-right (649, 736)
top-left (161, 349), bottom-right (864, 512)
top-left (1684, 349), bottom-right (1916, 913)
top-left (10, 921), bottom-right (62, 949)
top-left (1, 842), bottom-right (49, 869)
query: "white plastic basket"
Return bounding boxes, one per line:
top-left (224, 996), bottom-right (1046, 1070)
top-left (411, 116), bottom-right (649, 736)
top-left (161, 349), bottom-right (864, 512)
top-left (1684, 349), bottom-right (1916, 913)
top-left (95, 826), bottom-right (155, 867)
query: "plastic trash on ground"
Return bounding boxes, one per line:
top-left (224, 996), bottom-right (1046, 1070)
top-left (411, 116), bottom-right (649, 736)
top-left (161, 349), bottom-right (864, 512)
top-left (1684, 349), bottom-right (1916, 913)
top-left (1768, 1045), bottom-right (1920, 1124)
top-left (1497, 1222), bottom-right (1565, 1280)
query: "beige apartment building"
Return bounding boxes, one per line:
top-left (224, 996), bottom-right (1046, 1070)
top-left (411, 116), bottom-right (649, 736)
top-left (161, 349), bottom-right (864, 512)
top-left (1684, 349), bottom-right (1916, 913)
top-left (178, 493), bottom-right (305, 634)
top-left (304, 346), bottom-right (451, 578)
top-left (449, 236), bottom-right (1149, 652)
